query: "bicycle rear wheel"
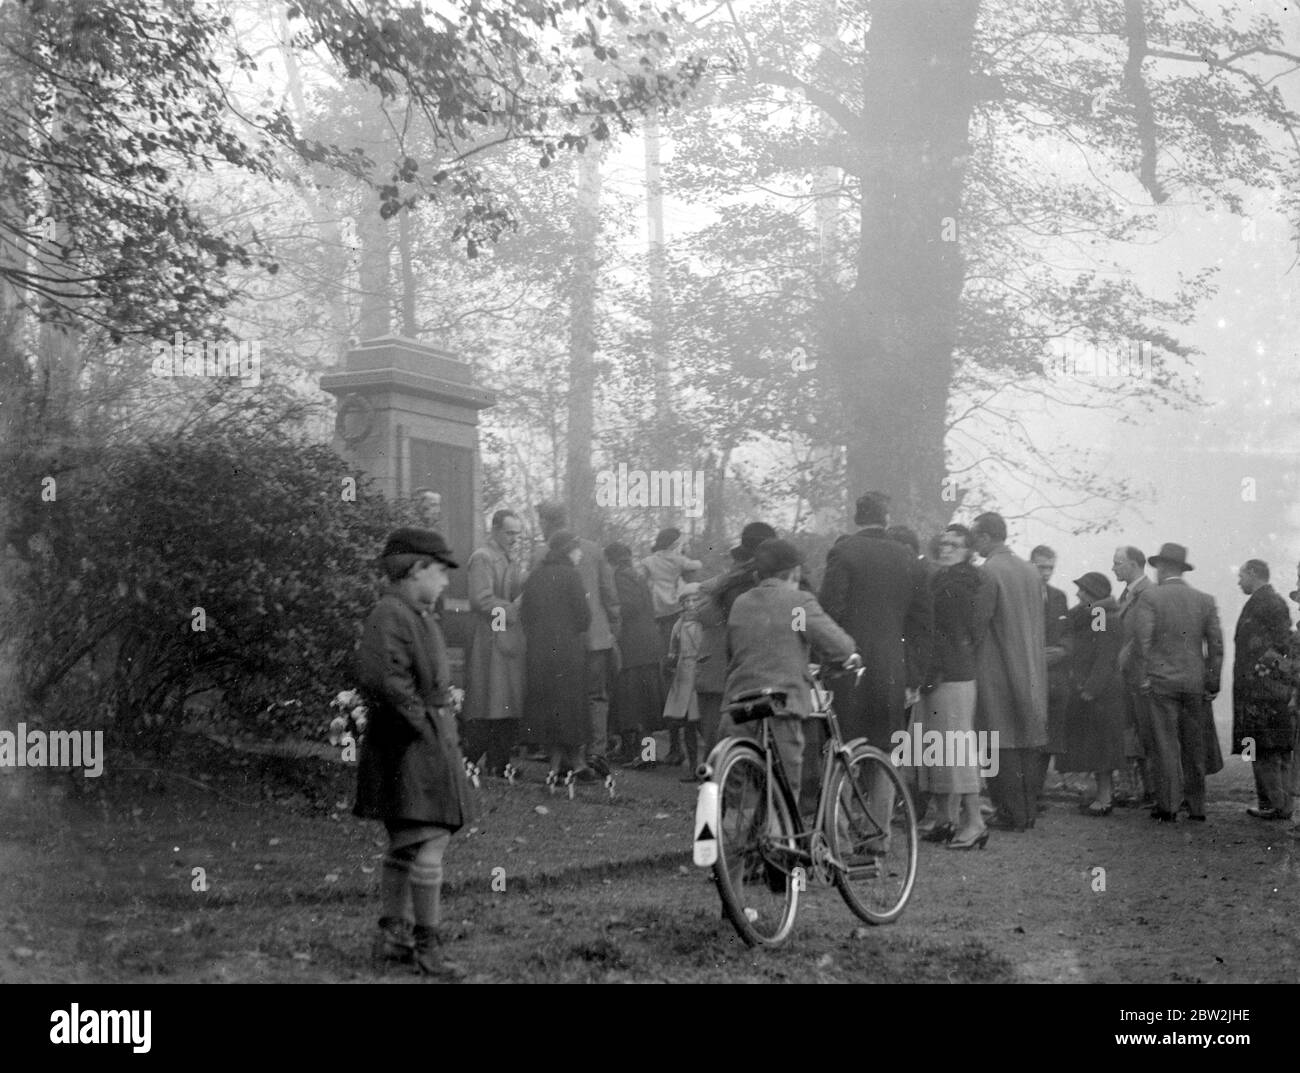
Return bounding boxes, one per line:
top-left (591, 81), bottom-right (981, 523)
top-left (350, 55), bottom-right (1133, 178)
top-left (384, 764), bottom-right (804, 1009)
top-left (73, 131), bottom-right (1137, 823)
top-left (825, 744), bottom-right (917, 925)
top-left (711, 741), bottom-right (800, 947)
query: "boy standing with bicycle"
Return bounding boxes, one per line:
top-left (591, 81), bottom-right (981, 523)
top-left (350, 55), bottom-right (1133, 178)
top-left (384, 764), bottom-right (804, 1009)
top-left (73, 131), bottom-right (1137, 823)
top-left (723, 540), bottom-right (859, 793)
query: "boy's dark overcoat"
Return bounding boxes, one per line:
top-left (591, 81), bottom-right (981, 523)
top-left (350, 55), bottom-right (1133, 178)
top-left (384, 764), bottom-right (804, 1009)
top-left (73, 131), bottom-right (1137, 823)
top-left (353, 591), bottom-right (475, 830)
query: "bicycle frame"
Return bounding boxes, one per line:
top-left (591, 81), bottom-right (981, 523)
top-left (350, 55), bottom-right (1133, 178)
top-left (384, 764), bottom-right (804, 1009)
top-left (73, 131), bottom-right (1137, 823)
top-left (699, 664), bottom-right (917, 945)
top-left (720, 668), bottom-right (885, 884)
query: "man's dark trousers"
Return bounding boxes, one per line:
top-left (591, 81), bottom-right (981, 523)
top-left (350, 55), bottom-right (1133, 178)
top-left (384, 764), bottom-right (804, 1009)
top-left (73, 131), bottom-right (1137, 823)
top-left (1147, 690), bottom-right (1206, 815)
top-left (990, 748), bottom-right (1041, 828)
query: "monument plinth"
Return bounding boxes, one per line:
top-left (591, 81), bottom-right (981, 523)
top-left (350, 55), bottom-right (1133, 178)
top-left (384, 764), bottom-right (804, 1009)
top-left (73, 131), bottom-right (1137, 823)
top-left (321, 336), bottom-right (496, 604)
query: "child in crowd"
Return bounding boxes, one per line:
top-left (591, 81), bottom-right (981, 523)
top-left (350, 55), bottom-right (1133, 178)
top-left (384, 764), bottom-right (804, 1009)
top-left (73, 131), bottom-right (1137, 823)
top-left (662, 583), bottom-right (704, 775)
top-left (354, 527), bottom-right (476, 980)
top-left (639, 527), bottom-right (703, 652)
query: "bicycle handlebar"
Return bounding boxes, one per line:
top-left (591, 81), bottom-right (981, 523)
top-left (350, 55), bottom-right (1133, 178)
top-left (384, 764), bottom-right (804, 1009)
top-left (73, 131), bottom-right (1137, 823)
top-left (811, 659), bottom-right (865, 686)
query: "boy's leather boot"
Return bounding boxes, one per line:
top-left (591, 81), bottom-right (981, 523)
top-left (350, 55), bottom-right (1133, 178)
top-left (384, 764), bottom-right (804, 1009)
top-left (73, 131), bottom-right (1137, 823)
top-left (412, 925), bottom-right (468, 981)
top-left (371, 916), bottom-right (414, 969)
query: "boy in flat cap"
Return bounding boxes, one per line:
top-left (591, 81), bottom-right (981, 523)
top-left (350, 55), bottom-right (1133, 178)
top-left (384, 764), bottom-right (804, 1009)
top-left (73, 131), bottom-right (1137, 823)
top-left (354, 527), bottom-right (476, 979)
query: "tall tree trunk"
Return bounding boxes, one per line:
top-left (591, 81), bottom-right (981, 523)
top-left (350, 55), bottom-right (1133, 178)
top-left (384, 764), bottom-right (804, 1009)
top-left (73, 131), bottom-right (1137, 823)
top-left (0, 0), bottom-right (34, 563)
top-left (835, 0), bottom-right (978, 535)
top-left (357, 204), bottom-right (391, 340)
top-left (398, 204), bottom-right (418, 337)
top-left (0, 0), bottom-right (32, 468)
top-left (566, 143), bottom-right (603, 534)
top-left (810, 0), bottom-right (847, 528)
top-left (277, 6), bottom-right (351, 357)
top-left (644, 112), bottom-right (671, 487)
top-left (701, 442), bottom-right (731, 554)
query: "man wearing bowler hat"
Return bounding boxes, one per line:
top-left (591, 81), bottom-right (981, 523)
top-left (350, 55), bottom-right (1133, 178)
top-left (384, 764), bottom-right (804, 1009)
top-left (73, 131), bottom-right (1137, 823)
top-left (1132, 543), bottom-right (1224, 822)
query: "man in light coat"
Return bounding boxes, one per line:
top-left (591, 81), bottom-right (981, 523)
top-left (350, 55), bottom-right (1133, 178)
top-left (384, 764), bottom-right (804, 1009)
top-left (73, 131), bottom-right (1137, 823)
top-left (1133, 543), bottom-right (1224, 822)
top-left (463, 509), bottom-right (526, 776)
top-left (970, 512), bottom-right (1048, 831)
top-left (1114, 545), bottom-right (1155, 803)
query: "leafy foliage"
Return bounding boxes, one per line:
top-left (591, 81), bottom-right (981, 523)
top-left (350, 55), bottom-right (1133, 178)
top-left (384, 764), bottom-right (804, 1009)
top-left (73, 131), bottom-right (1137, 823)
top-left (0, 0), bottom-right (705, 342)
top-left (277, 0), bottom-right (707, 255)
top-left (0, 0), bottom-right (282, 340)
top-left (7, 419), bottom-right (415, 746)
top-left (644, 0), bottom-right (1300, 531)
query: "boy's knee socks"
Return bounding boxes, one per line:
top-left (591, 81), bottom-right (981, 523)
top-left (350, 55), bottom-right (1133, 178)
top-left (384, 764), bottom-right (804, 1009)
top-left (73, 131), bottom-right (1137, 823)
top-left (408, 835), bottom-right (448, 927)
top-left (380, 845), bottom-right (415, 923)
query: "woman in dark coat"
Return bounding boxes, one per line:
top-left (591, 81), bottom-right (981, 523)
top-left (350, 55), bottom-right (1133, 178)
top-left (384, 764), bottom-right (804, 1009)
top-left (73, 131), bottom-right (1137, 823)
top-left (522, 529), bottom-right (592, 779)
top-left (605, 542), bottom-right (666, 762)
top-left (916, 524), bottom-right (987, 849)
top-left (1061, 571), bottom-right (1127, 815)
top-left (354, 527), bottom-right (475, 979)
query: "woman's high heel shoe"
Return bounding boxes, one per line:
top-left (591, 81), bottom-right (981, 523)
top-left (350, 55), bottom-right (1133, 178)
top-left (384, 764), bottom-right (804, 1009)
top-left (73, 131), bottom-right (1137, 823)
top-left (920, 821), bottom-right (956, 843)
top-left (947, 828), bottom-right (990, 851)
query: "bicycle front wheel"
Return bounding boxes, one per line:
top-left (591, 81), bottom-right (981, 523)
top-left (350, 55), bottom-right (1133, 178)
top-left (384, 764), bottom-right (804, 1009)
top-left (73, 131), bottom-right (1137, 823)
top-left (712, 741), bottom-right (800, 947)
top-left (825, 744), bottom-right (917, 925)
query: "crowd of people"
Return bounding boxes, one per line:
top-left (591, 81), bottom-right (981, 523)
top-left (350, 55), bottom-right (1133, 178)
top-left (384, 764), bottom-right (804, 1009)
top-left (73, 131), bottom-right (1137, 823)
top-left (348, 492), bottom-right (1299, 977)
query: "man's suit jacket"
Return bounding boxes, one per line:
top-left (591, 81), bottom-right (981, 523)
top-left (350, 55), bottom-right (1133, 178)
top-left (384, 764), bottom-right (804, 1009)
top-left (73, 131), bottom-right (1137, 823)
top-left (819, 526), bottom-right (932, 746)
top-left (1043, 583), bottom-right (1070, 751)
top-left (1044, 585), bottom-right (1070, 687)
top-left (1116, 574), bottom-right (1153, 688)
top-left (725, 579), bottom-right (856, 719)
top-left (1133, 577), bottom-right (1224, 696)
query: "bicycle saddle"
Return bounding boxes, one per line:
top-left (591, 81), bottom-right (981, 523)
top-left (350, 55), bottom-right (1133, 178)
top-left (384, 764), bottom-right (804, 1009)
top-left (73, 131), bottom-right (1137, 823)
top-left (724, 688), bottom-right (790, 724)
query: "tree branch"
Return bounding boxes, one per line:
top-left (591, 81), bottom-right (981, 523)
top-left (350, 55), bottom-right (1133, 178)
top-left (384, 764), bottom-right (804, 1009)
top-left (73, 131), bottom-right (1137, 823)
top-left (1123, 0), bottom-right (1167, 204)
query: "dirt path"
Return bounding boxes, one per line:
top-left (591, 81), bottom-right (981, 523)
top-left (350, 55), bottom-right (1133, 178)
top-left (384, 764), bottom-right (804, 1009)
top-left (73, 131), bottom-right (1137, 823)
top-left (2, 750), bottom-right (1299, 983)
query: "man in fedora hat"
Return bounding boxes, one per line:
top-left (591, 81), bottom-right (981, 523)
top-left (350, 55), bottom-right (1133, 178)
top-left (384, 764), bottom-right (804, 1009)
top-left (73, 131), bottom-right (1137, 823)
top-left (1133, 543), bottom-right (1224, 822)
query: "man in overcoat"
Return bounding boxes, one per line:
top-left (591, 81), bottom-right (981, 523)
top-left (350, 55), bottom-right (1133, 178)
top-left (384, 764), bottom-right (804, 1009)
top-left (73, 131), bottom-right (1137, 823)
top-left (1231, 559), bottom-right (1294, 819)
top-left (463, 509), bottom-right (527, 776)
top-left (970, 512), bottom-right (1048, 831)
top-left (1114, 545), bottom-right (1155, 803)
top-left (1132, 543), bottom-right (1224, 822)
top-left (819, 492), bottom-right (932, 752)
top-left (1032, 545), bottom-right (1071, 792)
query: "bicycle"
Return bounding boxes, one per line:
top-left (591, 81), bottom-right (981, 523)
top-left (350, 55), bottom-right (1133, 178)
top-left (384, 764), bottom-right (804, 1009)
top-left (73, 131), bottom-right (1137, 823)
top-left (693, 661), bottom-right (918, 947)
